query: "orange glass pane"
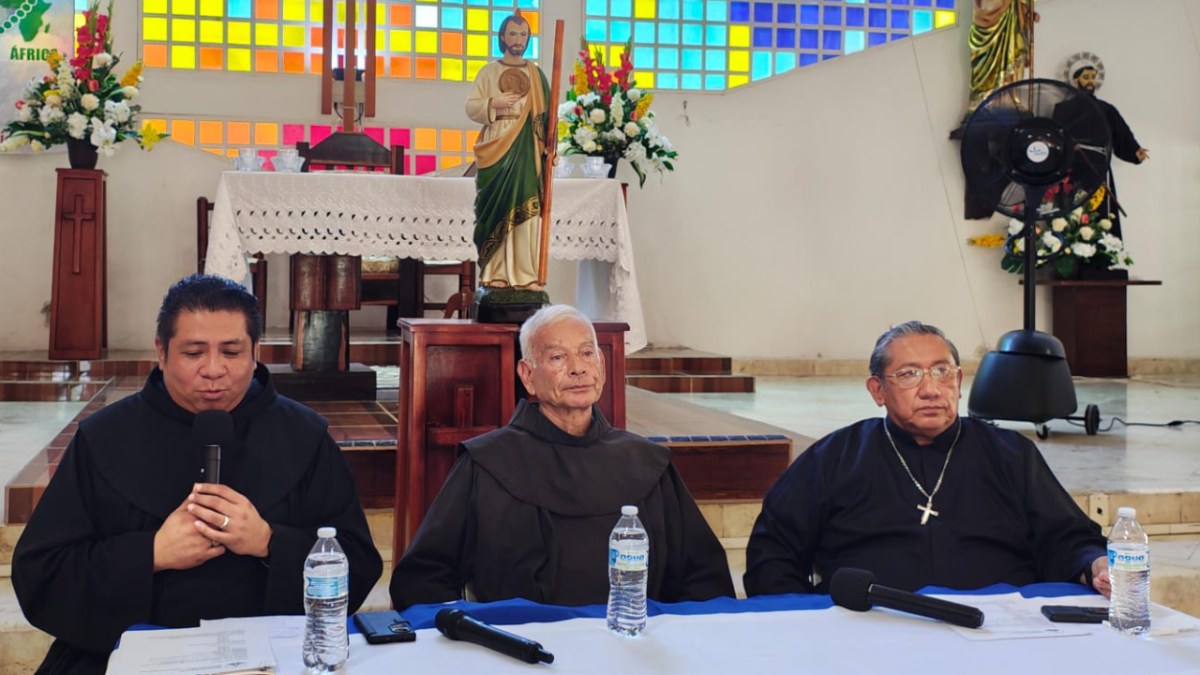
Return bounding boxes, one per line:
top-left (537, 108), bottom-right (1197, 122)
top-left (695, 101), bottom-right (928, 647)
top-left (144, 118), bottom-right (168, 134)
top-left (414, 57), bottom-right (436, 80)
top-left (228, 121), bottom-right (252, 145)
top-left (390, 3), bottom-right (411, 26)
top-left (198, 120), bottom-right (223, 145)
top-left (142, 44), bottom-right (168, 68)
top-left (374, 55), bottom-right (384, 76)
top-left (254, 123), bottom-right (279, 146)
top-left (203, 147), bottom-right (224, 157)
top-left (171, 119), bottom-right (196, 146)
top-left (311, 27), bottom-right (323, 46)
top-left (442, 31), bottom-right (463, 56)
top-left (391, 56), bottom-right (411, 78)
top-left (254, 0), bottom-right (278, 20)
top-left (283, 51), bottom-right (305, 73)
top-left (255, 50), bottom-right (279, 72)
top-left (199, 47), bottom-right (223, 70)
top-left (413, 128), bottom-right (436, 151)
top-left (466, 130), bottom-right (479, 148)
top-left (441, 155), bottom-right (462, 169)
top-left (310, 53), bottom-right (323, 72)
top-left (440, 129), bottom-right (462, 152)
top-left (226, 148), bottom-right (238, 158)
top-left (524, 11), bottom-right (539, 33)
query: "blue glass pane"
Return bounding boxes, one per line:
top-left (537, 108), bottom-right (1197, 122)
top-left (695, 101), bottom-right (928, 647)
top-left (776, 51), bottom-right (796, 73)
top-left (442, 7), bottom-right (464, 29)
top-left (612, 21), bottom-right (632, 41)
top-left (658, 47), bottom-right (680, 68)
top-left (868, 31), bottom-right (887, 46)
top-left (683, 0), bottom-right (704, 20)
top-left (491, 11), bottom-right (506, 31)
top-left (659, 23), bottom-right (680, 44)
top-left (845, 0), bottom-right (864, 3)
top-left (229, 0), bottom-right (251, 18)
top-left (913, 0), bottom-right (932, 5)
top-left (822, 29), bottom-right (841, 50)
top-left (707, 1), bottom-right (727, 21)
top-left (705, 49), bottom-right (726, 70)
top-left (517, 0), bottom-right (539, 8)
top-left (682, 73), bottom-right (702, 90)
top-left (681, 48), bottom-right (702, 69)
top-left (913, 10), bottom-right (932, 34)
top-left (682, 23), bottom-right (703, 45)
top-left (634, 46), bottom-right (655, 66)
top-left (635, 21), bottom-right (656, 42)
top-left (730, 1), bottom-right (750, 21)
top-left (658, 72), bottom-right (679, 89)
top-left (890, 32), bottom-right (905, 41)
top-left (893, 0), bottom-right (909, 4)
top-left (706, 25), bottom-right (727, 46)
top-left (777, 3), bottom-right (796, 23)
top-left (800, 4), bottom-right (818, 25)
top-left (869, 9), bottom-right (886, 28)
top-left (936, 0), bottom-right (955, 7)
top-left (892, 10), bottom-right (909, 29)
top-left (823, 53), bottom-right (837, 60)
top-left (586, 0), bottom-right (607, 15)
top-left (751, 51), bottom-right (771, 80)
top-left (846, 7), bottom-right (863, 27)
top-left (800, 53), bottom-right (818, 66)
top-left (529, 36), bottom-right (540, 58)
top-left (823, 6), bottom-right (841, 25)
top-left (466, 0), bottom-right (489, 5)
top-left (704, 73), bottom-right (725, 89)
top-left (753, 2), bottom-right (772, 22)
top-left (752, 27), bottom-right (771, 47)
top-left (612, 0), bottom-right (632, 18)
top-left (586, 19), bottom-right (608, 41)
top-left (845, 30), bottom-right (864, 53)
top-left (799, 28), bottom-right (818, 49)
top-left (869, 0), bottom-right (886, 3)
top-left (776, 27), bottom-right (795, 48)
top-left (660, 0), bottom-right (681, 20)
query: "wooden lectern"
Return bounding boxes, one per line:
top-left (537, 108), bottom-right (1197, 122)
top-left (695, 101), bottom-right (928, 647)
top-left (49, 169), bottom-right (107, 360)
top-left (1041, 278), bottom-right (1162, 377)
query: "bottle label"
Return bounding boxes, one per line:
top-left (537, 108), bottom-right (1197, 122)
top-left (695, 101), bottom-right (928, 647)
top-left (609, 543), bottom-right (648, 572)
top-left (305, 572), bottom-right (349, 599)
top-left (1107, 548), bottom-right (1150, 572)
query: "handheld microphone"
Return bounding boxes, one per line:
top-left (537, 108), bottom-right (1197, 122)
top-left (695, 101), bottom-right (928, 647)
top-left (192, 410), bottom-right (233, 484)
top-left (435, 608), bottom-right (554, 664)
top-left (829, 567), bottom-right (985, 629)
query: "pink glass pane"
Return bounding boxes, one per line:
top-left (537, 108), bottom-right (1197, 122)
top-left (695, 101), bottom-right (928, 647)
top-left (414, 154), bottom-right (436, 175)
top-left (363, 126), bottom-right (385, 145)
top-left (389, 127), bottom-right (411, 150)
top-left (283, 124), bottom-right (306, 146)
top-left (310, 124), bottom-right (333, 145)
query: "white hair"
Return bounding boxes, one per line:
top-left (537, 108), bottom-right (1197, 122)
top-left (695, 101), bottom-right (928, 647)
top-left (519, 304), bottom-right (598, 365)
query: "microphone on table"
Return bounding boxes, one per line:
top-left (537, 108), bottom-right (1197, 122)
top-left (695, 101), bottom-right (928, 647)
top-left (435, 608), bottom-right (554, 665)
top-left (192, 410), bottom-right (234, 484)
top-left (829, 567), bottom-right (985, 629)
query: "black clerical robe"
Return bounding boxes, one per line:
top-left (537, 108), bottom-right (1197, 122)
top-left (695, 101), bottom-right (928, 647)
top-left (13, 365), bottom-right (383, 675)
top-left (389, 400), bottom-right (734, 609)
top-left (744, 417), bottom-right (1105, 596)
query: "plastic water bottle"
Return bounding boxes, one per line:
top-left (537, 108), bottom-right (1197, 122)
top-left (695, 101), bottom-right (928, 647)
top-left (607, 505), bottom-right (649, 637)
top-left (303, 526), bottom-right (349, 672)
top-left (1107, 506), bottom-right (1151, 635)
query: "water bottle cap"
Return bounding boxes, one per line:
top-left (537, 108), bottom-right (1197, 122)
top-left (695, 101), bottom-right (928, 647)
top-left (621, 505), bottom-right (638, 516)
top-left (317, 526), bottom-right (337, 539)
top-left (1117, 507), bottom-right (1135, 519)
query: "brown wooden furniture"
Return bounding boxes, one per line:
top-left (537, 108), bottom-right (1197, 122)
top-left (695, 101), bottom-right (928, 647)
top-left (197, 197), bottom-right (268, 320)
top-left (49, 169), bottom-right (107, 360)
top-left (393, 319), bottom-right (628, 552)
top-left (1037, 278), bottom-right (1163, 378)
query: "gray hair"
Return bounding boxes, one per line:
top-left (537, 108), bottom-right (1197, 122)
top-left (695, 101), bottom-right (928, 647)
top-left (868, 321), bottom-right (960, 377)
top-left (519, 304), bottom-right (598, 365)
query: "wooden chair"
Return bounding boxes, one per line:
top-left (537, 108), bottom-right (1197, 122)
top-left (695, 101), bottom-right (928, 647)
top-left (197, 197), bottom-right (268, 320)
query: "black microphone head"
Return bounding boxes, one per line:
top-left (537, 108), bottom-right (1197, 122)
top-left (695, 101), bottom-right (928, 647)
top-left (829, 567), bottom-right (875, 612)
top-left (435, 608), bottom-right (465, 638)
top-left (192, 410), bottom-right (234, 447)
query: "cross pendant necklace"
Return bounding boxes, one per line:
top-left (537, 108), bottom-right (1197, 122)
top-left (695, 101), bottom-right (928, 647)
top-left (883, 419), bottom-right (961, 525)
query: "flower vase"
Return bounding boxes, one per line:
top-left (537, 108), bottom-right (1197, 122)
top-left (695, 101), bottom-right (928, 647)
top-left (604, 156), bottom-right (620, 178)
top-left (66, 138), bottom-right (98, 170)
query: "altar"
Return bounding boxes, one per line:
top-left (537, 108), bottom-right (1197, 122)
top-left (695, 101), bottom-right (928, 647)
top-left (203, 172), bottom-right (647, 353)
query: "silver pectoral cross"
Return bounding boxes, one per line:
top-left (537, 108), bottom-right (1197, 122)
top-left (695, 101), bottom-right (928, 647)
top-left (917, 498), bottom-right (939, 525)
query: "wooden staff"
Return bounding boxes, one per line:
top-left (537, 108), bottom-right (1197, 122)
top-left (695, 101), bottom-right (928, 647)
top-left (537, 20), bottom-right (565, 287)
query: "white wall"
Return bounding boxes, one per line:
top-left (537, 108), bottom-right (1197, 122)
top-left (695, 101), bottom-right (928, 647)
top-left (1, 0), bottom-right (1196, 360)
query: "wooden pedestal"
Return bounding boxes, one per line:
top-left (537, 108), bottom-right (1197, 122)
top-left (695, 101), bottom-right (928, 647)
top-left (393, 319), bottom-right (629, 552)
top-left (1042, 279), bottom-right (1162, 378)
top-left (49, 169), bottom-right (107, 360)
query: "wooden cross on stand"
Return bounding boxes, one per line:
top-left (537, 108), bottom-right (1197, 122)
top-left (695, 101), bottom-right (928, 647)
top-left (425, 386), bottom-right (499, 448)
top-left (63, 193), bottom-right (93, 275)
top-left (320, 0), bottom-right (378, 130)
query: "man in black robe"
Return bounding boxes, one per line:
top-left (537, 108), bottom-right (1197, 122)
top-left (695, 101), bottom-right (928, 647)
top-left (744, 321), bottom-right (1109, 597)
top-left (12, 275), bottom-right (383, 675)
top-left (390, 305), bottom-right (734, 609)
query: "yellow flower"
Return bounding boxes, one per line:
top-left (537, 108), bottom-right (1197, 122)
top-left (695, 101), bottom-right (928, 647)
top-left (967, 234), bottom-right (1006, 248)
top-left (46, 50), bottom-right (61, 70)
top-left (557, 119), bottom-right (569, 140)
top-left (139, 122), bottom-right (166, 150)
top-left (634, 93), bottom-right (653, 119)
top-left (1087, 185), bottom-right (1106, 212)
top-left (573, 61), bottom-right (589, 96)
top-left (120, 61), bottom-right (144, 88)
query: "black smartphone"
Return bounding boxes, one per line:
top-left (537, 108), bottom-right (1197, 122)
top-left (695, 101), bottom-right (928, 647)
top-left (354, 610), bottom-right (417, 644)
top-left (1041, 605), bottom-right (1108, 624)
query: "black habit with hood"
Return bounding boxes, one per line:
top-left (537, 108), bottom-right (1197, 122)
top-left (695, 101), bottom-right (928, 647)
top-left (13, 364), bottom-right (383, 675)
top-left (389, 400), bottom-right (734, 609)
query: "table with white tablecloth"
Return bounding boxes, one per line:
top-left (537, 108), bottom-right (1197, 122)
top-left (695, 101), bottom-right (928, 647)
top-left (203, 171), bottom-right (647, 352)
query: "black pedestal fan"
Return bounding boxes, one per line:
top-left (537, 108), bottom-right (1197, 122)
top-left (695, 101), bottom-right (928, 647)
top-left (960, 78), bottom-right (1110, 438)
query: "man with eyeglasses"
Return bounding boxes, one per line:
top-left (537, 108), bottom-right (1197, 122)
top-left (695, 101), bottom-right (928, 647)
top-left (744, 321), bottom-right (1108, 597)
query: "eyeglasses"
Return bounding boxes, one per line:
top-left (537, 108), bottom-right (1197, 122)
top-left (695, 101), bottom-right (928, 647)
top-left (881, 365), bottom-right (959, 390)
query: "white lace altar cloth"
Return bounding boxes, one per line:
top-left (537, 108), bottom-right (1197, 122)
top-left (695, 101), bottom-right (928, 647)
top-left (205, 172), bottom-right (646, 352)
